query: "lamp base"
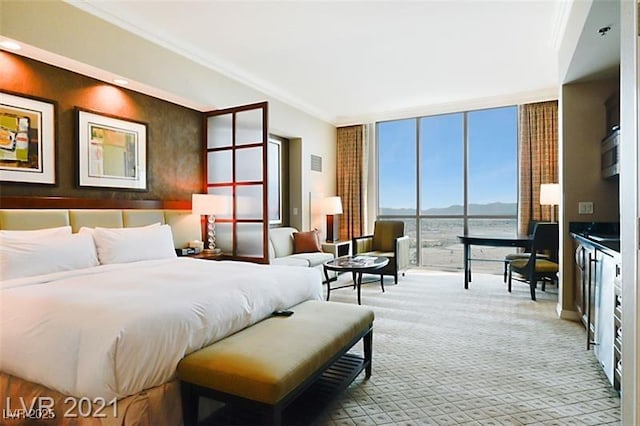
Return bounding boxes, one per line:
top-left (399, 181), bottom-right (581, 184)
top-left (202, 248), bottom-right (222, 255)
top-left (326, 215), bottom-right (339, 243)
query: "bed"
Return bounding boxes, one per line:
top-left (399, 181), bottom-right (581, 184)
top-left (0, 204), bottom-right (323, 425)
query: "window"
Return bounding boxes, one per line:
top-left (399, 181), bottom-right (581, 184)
top-left (268, 138), bottom-right (282, 225)
top-left (378, 119), bottom-right (417, 215)
top-left (377, 106), bottom-right (518, 272)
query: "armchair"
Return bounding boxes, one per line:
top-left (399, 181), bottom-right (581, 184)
top-left (352, 220), bottom-right (410, 284)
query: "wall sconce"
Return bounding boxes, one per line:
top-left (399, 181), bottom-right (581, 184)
top-left (323, 196), bottom-right (343, 243)
top-left (192, 194), bottom-right (225, 253)
top-left (540, 183), bottom-right (560, 222)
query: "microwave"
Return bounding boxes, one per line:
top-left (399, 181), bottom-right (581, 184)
top-left (601, 127), bottom-right (620, 179)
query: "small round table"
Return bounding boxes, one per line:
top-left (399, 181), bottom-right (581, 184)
top-left (323, 256), bottom-right (389, 305)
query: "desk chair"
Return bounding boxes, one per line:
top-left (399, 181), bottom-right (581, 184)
top-left (503, 220), bottom-right (549, 282)
top-left (507, 222), bottom-right (559, 301)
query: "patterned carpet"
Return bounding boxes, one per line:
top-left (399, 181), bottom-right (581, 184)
top-left (312, 269), bottom-right (621, 426)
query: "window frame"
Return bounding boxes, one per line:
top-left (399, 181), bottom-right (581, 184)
top-left (376, 106), bottom-right (519, 267)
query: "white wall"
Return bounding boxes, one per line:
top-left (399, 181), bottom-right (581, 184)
top-left (0, 0), bottom-right (337, 229)
top-left (619, 0), bottom-right (639, 423)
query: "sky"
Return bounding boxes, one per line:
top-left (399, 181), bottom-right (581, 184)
top-left (378, 105), bottom-right (517, 212)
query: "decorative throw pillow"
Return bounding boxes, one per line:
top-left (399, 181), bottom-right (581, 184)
top-left (293, 229), bottom-right (322, 254)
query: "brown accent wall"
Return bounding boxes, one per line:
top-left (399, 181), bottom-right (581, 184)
top-left (0, 52), bottom-right (202, 201)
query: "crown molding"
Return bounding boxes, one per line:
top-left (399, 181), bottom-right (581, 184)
top-left (334, 87), bottom-right (559, 127)
top-left (65, 1), bottom-right (334, 124)
top-left (549, 0), bottom-right (574, 52)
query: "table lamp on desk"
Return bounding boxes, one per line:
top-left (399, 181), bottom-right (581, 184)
top-left (540, 183), bottom-right (560, 222)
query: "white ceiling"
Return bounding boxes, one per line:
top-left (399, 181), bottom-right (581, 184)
top-left (70, 0), bottom-right (565, 125)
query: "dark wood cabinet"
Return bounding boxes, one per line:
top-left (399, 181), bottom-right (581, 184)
top-left (573, 241), bottom-right (592, 332)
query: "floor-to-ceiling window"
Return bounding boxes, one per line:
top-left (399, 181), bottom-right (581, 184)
top-left (377, 106), bottom-right (518, 272)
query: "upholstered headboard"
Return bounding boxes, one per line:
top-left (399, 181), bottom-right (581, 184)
top-left (0, 209), bottom-right (201, 249)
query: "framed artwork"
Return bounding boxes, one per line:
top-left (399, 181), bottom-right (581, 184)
top-left (0, 91), bottom-right (56, 184)
top-left (77, 108), bottom-right (148, 190)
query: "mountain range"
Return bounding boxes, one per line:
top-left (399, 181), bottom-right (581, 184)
top-left (380, 202), bottom-right (516, 216)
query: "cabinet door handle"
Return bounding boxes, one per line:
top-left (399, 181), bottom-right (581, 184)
top-left (586, 252), bottom-right (596, 350)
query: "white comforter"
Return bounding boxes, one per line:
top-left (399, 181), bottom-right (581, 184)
top-left (0, 258), bottom-right (322, 400)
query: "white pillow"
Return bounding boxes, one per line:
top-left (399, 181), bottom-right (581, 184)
top-left (78, 222), bottom-right (160, 237)
top-left (0, 226), bottom-right (71, 240)
top-left (92, 224), bottom-right (177, 265)
top-left (0, 233), bottom-right (99, 281)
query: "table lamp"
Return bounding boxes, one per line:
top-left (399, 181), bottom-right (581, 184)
top-left (192, 194), bottom-right (223, 253)
top-left (323, 196), bottom-right (343, 243)
top-left (540, 183), bottom-right (560, 222)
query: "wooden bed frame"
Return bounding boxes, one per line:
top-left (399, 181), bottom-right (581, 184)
top-left (0, 196), bottom-right (191, 210)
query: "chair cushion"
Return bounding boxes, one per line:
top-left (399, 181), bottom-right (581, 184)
top-left (511, 258), bottom-right (558, 273)
top-left (505, 253), bottom-right (549, 261)
top-left (293, 230), bottom-right (322, 254)
top-left (358, 250), bottom-right (394, 259)
top-left (372, 221), bottom-right (404, 252)
top-left (271, 257), bottom-right (310, 267)
top-left (288, 252), bottom-right (334, 267)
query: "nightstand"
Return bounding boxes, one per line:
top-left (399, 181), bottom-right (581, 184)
top-left (322, 240), bottom-right (351, 258)
top-left (187, 251), bottom-right (224, 261)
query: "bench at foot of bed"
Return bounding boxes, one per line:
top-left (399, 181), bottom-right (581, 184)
top-left (177, 300), bottom-right (374, 426)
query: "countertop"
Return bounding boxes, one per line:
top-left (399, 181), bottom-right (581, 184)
top-left (569, 222), bottom-right (620, 256)
top-left (571, 232), bottom-right (620, 256)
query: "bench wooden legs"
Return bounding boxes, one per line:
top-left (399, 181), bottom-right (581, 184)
top-left (364, 328), bottom-right (373, 379)
top-left (180, 325), bottom-right (374, 426)
top-left (181, 382), bottom-right (199, 426)
top-left (271, 406), bottom-right (283, 426)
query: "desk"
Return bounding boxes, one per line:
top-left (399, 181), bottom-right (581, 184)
top-left (457, 234), bottom-right (531, 289)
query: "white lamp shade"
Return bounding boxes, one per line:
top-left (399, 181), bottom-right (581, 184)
top-left (323, 196), bottom-right (343, 215)
top-left (540, 183), bottom-right (560, 206)
top-left (192, 194), bottom-right (226, 215)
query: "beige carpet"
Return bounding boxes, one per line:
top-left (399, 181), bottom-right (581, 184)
top-left (313, 269), bottom-right (621, 426)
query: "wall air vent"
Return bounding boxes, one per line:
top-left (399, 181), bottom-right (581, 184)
top-left (310, 154), bottom-right (322, 172)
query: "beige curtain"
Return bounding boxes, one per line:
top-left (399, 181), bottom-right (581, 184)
top-left (518, 100), bottom-right (558, 234)
top-left (337, 125), bottom-right (365, 240)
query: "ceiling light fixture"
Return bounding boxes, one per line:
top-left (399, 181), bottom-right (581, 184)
top-left (113, 78), bottom-right (129, 86)
top-left (0, 40), bottom-right (21, 51)
top-left (598, 25), bottom-right (611, 36)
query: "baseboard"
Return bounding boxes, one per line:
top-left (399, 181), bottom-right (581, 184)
top-left (556, 303), bottom-right (581, 321)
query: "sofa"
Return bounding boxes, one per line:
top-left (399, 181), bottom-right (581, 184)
top-left (268, 227), bottom-right (334, 270)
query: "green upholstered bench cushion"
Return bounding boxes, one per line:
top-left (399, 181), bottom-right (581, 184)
top-left (177, 300), bottom-right (374, 405)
